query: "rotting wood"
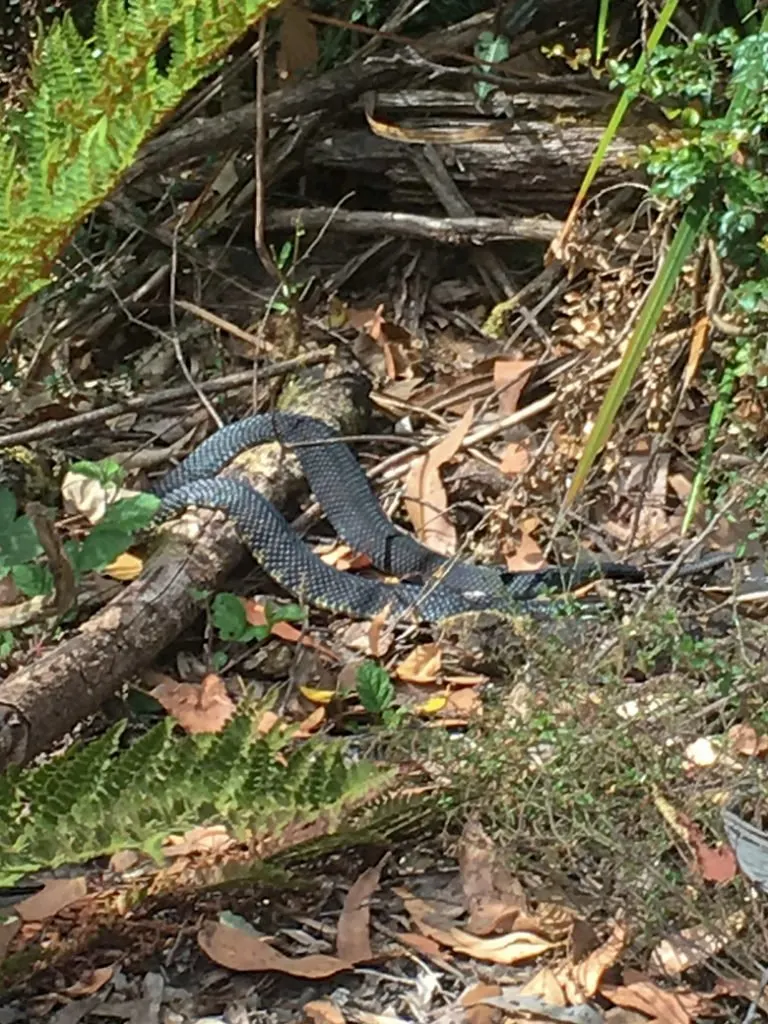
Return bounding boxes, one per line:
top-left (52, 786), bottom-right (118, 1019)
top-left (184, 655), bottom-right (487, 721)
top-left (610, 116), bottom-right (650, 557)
top-left (0, 373), bottom-right (371, 771)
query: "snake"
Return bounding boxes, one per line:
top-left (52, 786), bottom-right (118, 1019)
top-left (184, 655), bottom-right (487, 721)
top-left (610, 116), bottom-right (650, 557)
top-left (153, 412), bottom-right (644, 623)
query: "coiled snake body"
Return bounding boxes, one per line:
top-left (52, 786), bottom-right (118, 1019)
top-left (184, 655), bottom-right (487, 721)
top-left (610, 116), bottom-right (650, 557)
top-left (153, 413), bottom-right (642, 623)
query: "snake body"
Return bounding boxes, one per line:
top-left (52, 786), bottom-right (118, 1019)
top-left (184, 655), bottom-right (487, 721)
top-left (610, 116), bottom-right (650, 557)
top-left (154, 413), bottom-right (643, 623)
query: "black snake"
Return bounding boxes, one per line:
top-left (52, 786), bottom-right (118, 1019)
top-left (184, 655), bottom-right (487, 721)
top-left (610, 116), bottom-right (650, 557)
top-left (153, 412), bottom-right (643, 623)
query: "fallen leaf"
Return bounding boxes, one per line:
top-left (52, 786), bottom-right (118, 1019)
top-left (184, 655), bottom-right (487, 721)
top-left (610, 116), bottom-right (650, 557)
top-left (299, 686), bottom-right (337, 705)
top-left (728, 723), bottom-right (768, 757)
top-left (336, 861), bottom-right (383, 963)
top-left (650, 911), bottom-right (747, 976)
top-left (461, 981), bottom-right (504, 1024)
top-left (395, 643), bottom-right (442, 684)
top-left (448, 927), bottom-right (557, 964)
top-left (684, 316), bottom-right (709, 389)
top-left (294, 706), bottom-right (326, 737)
top-left (601, 976), bottom-right (700, 1024)
top-left (257, 709), bottom-right (281, 734)
top-left (459, 818), bottom-right (528, 936)
top-left (17, 877), bottom-right (88, 922)
top-left (404, 405), bottom-right (474, 556)
top-left (162, 825), bottom-right (234, 858)
top-left (499, 441), bottom-right (530, 476)
top-left (149, 673), bottom-right (235, 734)
top-left (686, 823), bottom-right (738, 883)
top-left (245, 600), bottom-right (339, 660)
top-left (317, 542), bottom-right (372, 572)
top-left (303, 1000), bottom-right (345, 1024)
top-left (396, 932), bottom-right (445, 957)
top-left (493, 359), bottom-right (535, 416)
top-left (520, 967), bottom-right (566, 1005)
top-left (198, 920), bottom-right (353, 976)
top-left (563, 918), bottom-right (629, 1000)
top-left (504, 526), bottom-right (546, 573)
top-left (415, 694), bottom-right (448, 715)
top-left (104, 552), bottom-right (143, 580)
top-left (367, 606), bottom-right (391, 658)
top-left (61, 965), bottom-right (115, 997)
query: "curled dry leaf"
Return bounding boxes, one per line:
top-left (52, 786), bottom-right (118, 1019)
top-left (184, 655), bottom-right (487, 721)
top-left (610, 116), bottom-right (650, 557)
top-left (317, 541), bottom-right (372, 572)
top-left (458, 817), bottom-right (528, 936)
top-left (336, 861), bottom-right (384, 964)
top-left (149, 673), bottom-right (235, 734)
top-left (461, 981), bottom-right (504, 1024)
top-left (61, 965), bottom-right (115, 997)
top-left (601, 969), bottom-right (712, 1024)
top-left (447, 927), bottom-right (558, 965)
top-left (198, 920), bottom-right (353, 977)
top-left (395, 643), bottom-right (442, 684)
top-left (520, 967), bottom-right (566, 1006)
top-left (561, 919), bottom-right (629, 1002)
top-left (404, 405), bottom-right (474, 556)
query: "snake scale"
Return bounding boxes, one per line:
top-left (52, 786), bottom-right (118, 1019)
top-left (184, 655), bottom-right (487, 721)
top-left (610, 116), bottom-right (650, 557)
top-left (153, 412), bottom-right (643, 623)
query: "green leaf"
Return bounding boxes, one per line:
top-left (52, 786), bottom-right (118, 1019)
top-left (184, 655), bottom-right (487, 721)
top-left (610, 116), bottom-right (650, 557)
top-left (265, 601), bottom-right (305, 626)
top-left (0, 489), bottom-right (16, 530)
top-left (0, 515), bottom-right (43, 564)
top-left (0, 631), bottom-right (13, 659)
top-left (12, 563), bottom-right (54, 597)
top-left (69, 458), bottom-right (125, 487)
top-left (100, 493), bottom-right (160, 532)
top-left (356, 661), bottom-right (395, 714)
top-left (73, 525), bottom-right (132, 573)
top-left (212, 592), bottom-right (248, 641)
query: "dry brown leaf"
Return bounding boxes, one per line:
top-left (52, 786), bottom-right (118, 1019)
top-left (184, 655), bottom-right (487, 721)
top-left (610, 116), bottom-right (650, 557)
top-left (504, 527), bottom-right (545, 573)
top-left (104, 552), bottom-right (143, 581)
top-left (396, 932), bottom-right (445, 957)
top-left (336, 861), bottom-right (383, 964)
top-left (448, 927), bottom-right (558, 964)
top-left (441, 687), bottom-right (482, 722)
top-left (198, 920), bottom-right (353, 977)
top-left (728, 722), bottom-right (768, 757)
top-left (458, 818), bottom-right (527, 936)
top-left (499, 441), bottom-right (530, 477)
top-left (395, 643), bottom-right (442, 684)
top-left (17, 877), bottom-right (88, 922)
top-left (367, 606), bottom-right (390, 658)
top-left (649, 912), bottom-right (747, 976)
top-left (684, 317), bottom-right (710, 389)
top-left (601, 970), bottom-right (710, 1024)
top-left (149, 673), bottom-right (235, 734)
top-left (317, 542), bottom-right (372, 572)
top-left (276, 0), bottom-right (318, 80)
top-left (404, 405), bottom-right (474, 556)
top-left (520, 967), bottom-right (566, 1005)
top-left (303, 1000), bottom-right (346, 1024)
top-left (564, 919), bottom-right (629, 1001)
top-left (294, 706), bottom-right (327, 737)
top-left (461, 982), bottom-right (504, 1024)
top-left (162, 825), bottom-right (233, 858)
top-left (685, 821), bottom-right (738, 883)
top-left (61, 965), bottom-right (115, 997)
top-left (257, 709), bottom-right (281, 734)
top-left (493, 359), bottom-right (535, 416)
top-left (245, 600), bottom-right (339, 661)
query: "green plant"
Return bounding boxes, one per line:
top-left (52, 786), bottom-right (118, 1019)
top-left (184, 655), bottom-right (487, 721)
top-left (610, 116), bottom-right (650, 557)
top-left (0, 709), bottom-right (391, 882)
top-left (0, 0), bottom-right (284, 342)
top-left (356, 661), bottom-right (407, 727)
top-left (212, 592), bottom-right (304, 643)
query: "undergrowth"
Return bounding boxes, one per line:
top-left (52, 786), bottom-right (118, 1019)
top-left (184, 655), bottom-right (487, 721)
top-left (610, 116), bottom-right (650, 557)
top-left (0, 708), bottom-right (390, 884)
top-left (429, 600), bottom-right (768, 960)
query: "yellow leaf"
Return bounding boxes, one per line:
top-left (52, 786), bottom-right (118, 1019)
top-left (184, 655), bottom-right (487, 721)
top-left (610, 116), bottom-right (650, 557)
top-left (300, 686), bottom-right (336, 705)
top-left (416, 695), bottom-right (448, 716)
top-left (104, 552), bottom-right (144, 580)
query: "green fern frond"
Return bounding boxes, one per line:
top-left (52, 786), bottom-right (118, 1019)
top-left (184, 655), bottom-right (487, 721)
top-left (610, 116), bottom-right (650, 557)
top-left (0, 712), bottom-right (392, 886)
top-left (0, 0), bottom-right (285, 342)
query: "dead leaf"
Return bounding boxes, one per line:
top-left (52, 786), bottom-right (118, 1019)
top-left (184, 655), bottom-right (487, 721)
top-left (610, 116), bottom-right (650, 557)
top-left (395, 643), bottom-right (442, 684)
top-left (61, 965), bottom-right (115, 997)
top-left (684, 317), bottom-right (710, 389)
top-left (245, 600), bottom-right (339, 660)
top-left (461, 982), bottom-right (504, 1024)
top-left (17, 877), bottom-right (88, 922)
top-left (459, 818), bottom-right (528, 936)
top-left (563, 919), bottom-right (629, 1001)
top-left (199, 920), bottom-right (353, 976)
top-left (601, 975), bottom-right (702, 1024)
top-left (104, 552), bottom-right (143, 580)
top-left (504, 526), bottom-right (546, 572)
top-left (317, 542), bottom-right (372, 572)
top-left (493, 359), bottom-right (535, 416)
top-left (649, 912), bottom-right (746, 976)
top-left (294, 706), bottom-right (327, 737)
top-left (303, 1000), bottom-right (345, 1024)
top-left (449, 927), bottom-right (557, 965)
top-left (686, 822), bottom-right (738, 883)
top-left (415, 694), bottom-right (448, 716)
top-left (499, 441), bottom-right (530, 476)
top-left (162, 825), bottom-right (234, 858)
top-left (149, 673), bottom-right (235, 734)
top-left (299, 686), bottom-right (337, 705)
top-left (404, 405), bottom-right (474, 555)
top-left (336, 861), bottom-right (383, 963)
top-left (520, 967), bottom-right (566, 1005)
top-left (396, 932), bottom-right (445, 957)
top-left (257, 709), bottom-right (281, 734)
top-left (728, 723), bottom-right (768, 757)
top-left (276, 0), bottom-right (318, 80)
